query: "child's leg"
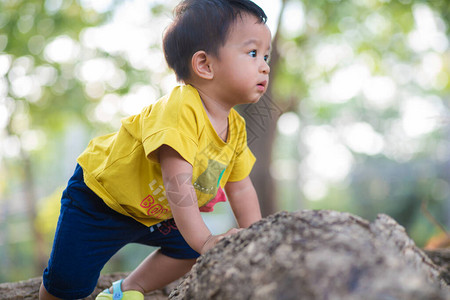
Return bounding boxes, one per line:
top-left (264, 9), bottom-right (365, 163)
top-left (121, 249), bottom-right (196, 293)
top-left (40, 165), bottom-right (149, 299)
top-left (39, 283), bottom-right (61, 300)
top-left (99, 219), bottom-right (200, 296)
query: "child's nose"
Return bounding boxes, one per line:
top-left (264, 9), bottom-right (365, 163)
top-left (260, 60), bottom-right (270, 74)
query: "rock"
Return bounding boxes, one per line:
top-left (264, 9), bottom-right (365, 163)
top-left (0, 277), bottom-right (43, 300)
top-left (0, 272), bottom-right (173, 300)
top-left (425, 248), bottom-right (450, 285)
top-left (170, 210), bottom-right (450, 300)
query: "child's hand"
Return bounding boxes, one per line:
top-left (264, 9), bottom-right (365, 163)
top-left (201, 228), bottom-right (242, 254)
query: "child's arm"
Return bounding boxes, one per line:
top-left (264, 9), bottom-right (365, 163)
top-left (159, 145), bottom-right (237, 254)
top-left (224, 176), bottom-right (262, 228)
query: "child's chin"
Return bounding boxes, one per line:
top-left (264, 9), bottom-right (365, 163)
top-left (240, 94), bottom-right (264, 105)
top-left (252, 95), bottom-right (264, 103)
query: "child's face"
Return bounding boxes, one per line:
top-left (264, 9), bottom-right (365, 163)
top-left (212, 13), bottom-right (271, 105)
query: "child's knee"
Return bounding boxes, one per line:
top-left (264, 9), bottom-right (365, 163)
top-left (42, 268), bottom-right (97, 299)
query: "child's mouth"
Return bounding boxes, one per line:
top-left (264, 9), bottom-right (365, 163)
top-left (257, 80), bottom-right (267, 90)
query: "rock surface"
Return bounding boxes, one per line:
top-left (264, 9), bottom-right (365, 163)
top-left (425, 248), bottom-right (450, 285)
top-left (1, 210), bottom-right (449, 299)
top-left (170, 210), bottom-right (450, 300)
top-left (0, 272), bottom-right (174, 300)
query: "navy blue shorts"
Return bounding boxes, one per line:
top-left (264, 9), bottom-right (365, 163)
top-left (42, 164), bottom-right (199, 299)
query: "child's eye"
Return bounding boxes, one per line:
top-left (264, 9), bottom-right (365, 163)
top-left (264, 55), bottom-right (270, 62)
top-left (248, 50), bottom-right (257, 57)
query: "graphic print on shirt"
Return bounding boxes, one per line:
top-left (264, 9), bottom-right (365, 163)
top-left (194, 159), bottom-right (226, 199)
top-left (140, 194), bottom-right (169, 219)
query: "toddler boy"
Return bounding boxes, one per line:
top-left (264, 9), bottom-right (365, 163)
top-left (39, 0), bottom-right (271, 299)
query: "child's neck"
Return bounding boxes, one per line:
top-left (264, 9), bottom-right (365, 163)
top-left (194, 86), bottom-right (230, 142)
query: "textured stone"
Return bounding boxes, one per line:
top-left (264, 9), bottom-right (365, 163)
top-left (170, 210), bottom-right (450, 300)
top-left (0, 272), bottom-right (174, 300)
top-left (425, 249), bottom-right (450, 285)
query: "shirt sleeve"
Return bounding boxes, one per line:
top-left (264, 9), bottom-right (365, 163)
top-left (141, 90), bottom-right (201, 166)
top-left (227, 119), bottom-right (256, 182)
top-left (144, 128), bottom-right (198, 166)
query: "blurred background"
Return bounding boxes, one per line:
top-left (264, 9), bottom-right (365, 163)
top-left (0, 0), bottom-right (449, 283)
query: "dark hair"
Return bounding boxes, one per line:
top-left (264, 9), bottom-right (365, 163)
top-left (163, 0), bottom-right (267, 82)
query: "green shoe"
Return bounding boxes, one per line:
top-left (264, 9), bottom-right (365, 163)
top-left (95, 279), bottom-right (144, 300)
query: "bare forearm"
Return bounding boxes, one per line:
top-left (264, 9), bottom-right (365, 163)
top-left (170, 204), bottom-right (211, 253)
top-left (168, 189), bottom-right (241, 254)
top-left (159, 145), bottom-right (241, 254)
top-left (230, 189), bottom-right (261, 228)
top-left (226, 178), bottom-right (262, 228)
top-left (159, 145), bottom-right (212, 253)
top-left (163, 172), bottom-right (211, 253)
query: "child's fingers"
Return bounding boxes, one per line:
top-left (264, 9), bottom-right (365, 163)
top-left (201, 234), bottom-right (225, 253)
top-left (212, 229), bottom-right (240, 245)
top-left (201, 228), bottom-right (243, 254)
top-left (222, 227), bottom-right (242, 237)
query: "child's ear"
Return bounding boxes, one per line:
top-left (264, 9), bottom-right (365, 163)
top-left (191, 51), bottom-right (214, 80)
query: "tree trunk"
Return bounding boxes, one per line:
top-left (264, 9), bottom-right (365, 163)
top-left (240, 0), bottom-right (286, 217)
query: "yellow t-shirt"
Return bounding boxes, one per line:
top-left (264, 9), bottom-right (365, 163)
top-left (77, 84), bottom-right (256, 227)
